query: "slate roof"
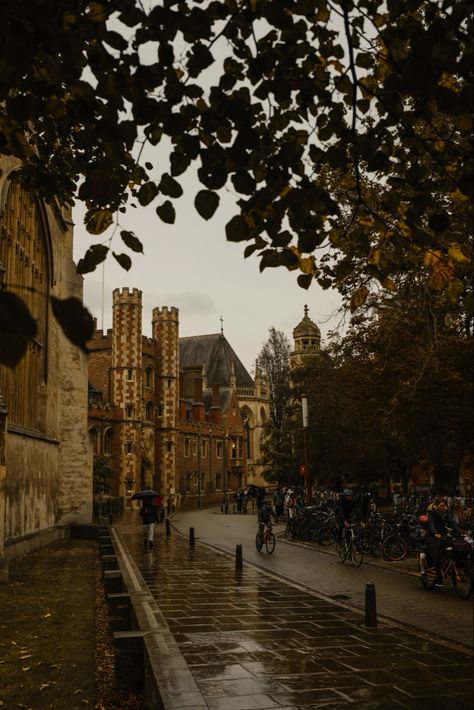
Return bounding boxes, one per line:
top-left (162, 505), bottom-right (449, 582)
top-left (179, 333), bottom-right (254, 388)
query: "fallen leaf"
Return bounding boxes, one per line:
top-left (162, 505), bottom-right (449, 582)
top-left (21, 666), bottom-right (31, 671)
top-left (43, 613), bottom-right (51, 619)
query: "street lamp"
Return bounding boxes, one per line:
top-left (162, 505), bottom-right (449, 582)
top-left (301, 394), bottom-right (310, 504)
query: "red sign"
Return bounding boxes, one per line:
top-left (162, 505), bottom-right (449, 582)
top-left (298, 464), bottom-right (307, 476)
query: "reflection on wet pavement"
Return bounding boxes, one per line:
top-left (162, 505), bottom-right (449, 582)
top-left (115, 519), bottom-right (473, 709)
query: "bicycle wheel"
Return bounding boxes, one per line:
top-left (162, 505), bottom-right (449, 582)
top-left (265, 533), bottom-right (276, 554)
top-left (350, 541), bottom-right (364, 567)
top-left (255, 529), bottom-right (263, 551)
top-left (382, 534), bottom-right (408, 562)
top-left (318, 524), bottom-right (336, 546)
top-left (336, 538), bottom-right (347, 562)
top-left (453, 560), bottom-right (473, 599)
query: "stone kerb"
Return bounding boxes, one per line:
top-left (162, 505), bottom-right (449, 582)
top-left (109, 527), bottom-right (207, 709)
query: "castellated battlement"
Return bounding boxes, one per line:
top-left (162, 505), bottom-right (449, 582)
top-left (113, 287), bottom-right (142, 305)
top-left (152, 306), bottom-right (179, 321)
top-left (88, 328), bottom-right (112, 347)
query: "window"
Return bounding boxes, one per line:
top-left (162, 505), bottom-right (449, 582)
top-left (125, 442), bottom-right (133, 454)
top-left (103, 428), bottom-right (113, 454)
top-left (88, 427), bottom-right (99, 455)
top-left (193, 439), bottom-right (198, 456)
top-left (127, 369), bottom-right (133, 380)
top-left (184, 439), bottom-right (190, 457)
top-left (145, 402), bottom-right (153, 421)
top-left (201, 438), bottom-right (207, 458)
top-left (145, 367), bottom-right (153, 387)
top-left (0, 179), bottom-right (49, 429)
top-left (215, 474), bottom-right (222, 491)
top-left (231, 437), bottom-right (241, 459)
top-left (216, 440), bottom-right (223, 458)
top-left (126, 405), bottom-right (133, 418)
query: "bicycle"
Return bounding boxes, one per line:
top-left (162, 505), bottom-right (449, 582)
top-left (336, 523), bottom-right (364, 567)
top-left (419, 537), bottom-right (473, 599)
top-left (256, 522), bottom-right (276, 554)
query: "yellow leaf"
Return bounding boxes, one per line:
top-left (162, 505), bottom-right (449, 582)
top-left (368, 249), bottom-right (380, 265)
top-left (278, 185), bottom-right (292, 199)
top-left (86, 3), bottom-right (107, 22)
top-left (446, 279), bottom-right (465, 303)
top-left (358, 215), bottom-right (374, 227)
top-left (350, 286), bottom-right (369, 312)
top-left (428, 263), bottom-right (455, 290)
top-left (299, 256), bottom-right (316, 275)
top-left (450, 188), bottom-right (469, 204)
top-left (381, 278), bottom-right (397, 291)
top-left (423, 250), bottom-right (441, 268)
top-left (434, 140), bottom-right (445, 152)
top-left (84, 209), bottom-right (113, 235)
top-left (448, 243), bottom-right (470, 264)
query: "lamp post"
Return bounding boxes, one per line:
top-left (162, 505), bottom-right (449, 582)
top-left (301, 394), bottom-right (310, 504)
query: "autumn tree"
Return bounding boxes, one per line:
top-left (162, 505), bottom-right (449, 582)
top-left (0, 0), bottom-right (472, 361)
top-left (297, 279), bottom-right (473, 492)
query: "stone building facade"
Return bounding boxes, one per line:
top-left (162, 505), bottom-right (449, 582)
top-left (0, 156), bottom-right (92, 580)
top-left (87, 288), bottom-right (269, 508)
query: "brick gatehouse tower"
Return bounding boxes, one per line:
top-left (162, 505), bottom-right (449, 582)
top-left (87, 288), bottom-right (269, 509)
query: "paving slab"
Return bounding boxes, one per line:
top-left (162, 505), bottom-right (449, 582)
top-left (114, 516), bottom-right (472, 709)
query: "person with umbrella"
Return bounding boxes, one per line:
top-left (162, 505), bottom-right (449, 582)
top-left (132, 490), bottom-right (160, 551)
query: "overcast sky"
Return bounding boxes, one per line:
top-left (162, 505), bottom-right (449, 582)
top-left (72, 181), bottom-right (344, 375)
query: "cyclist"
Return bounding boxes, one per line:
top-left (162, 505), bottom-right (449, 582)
top-left (335, 488), bottom-right (355, 542)
top-left (257, 499), bottom-right (276, 549)
top-left (426, 498), bottom-right (462, 586)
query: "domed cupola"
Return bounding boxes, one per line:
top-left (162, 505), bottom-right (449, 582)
top-left (290, 305), bottom-right (321, 369)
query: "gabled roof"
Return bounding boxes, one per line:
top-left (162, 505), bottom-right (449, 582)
top-left (179, 333), bottom-right (254, 388)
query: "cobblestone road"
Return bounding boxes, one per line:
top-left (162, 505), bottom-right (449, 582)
top-left (115, 513), bottom-right (473, 710)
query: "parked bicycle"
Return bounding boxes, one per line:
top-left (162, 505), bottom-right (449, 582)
top-left (256, 521), bottom-right (276, 554)
top-left (336, 523), bottom-right (364, 567)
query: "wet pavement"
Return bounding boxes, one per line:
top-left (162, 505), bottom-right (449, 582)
top-left (114, 512), bottom-right (473, 709)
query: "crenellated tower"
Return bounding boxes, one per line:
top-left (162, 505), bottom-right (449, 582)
top-left (112, 288), bottom-right (144, 495)
top-left (152, 306), bottom-right (179, 498)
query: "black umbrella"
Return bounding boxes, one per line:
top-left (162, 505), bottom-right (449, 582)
top-left (131, 489), bottom-right (159, 500)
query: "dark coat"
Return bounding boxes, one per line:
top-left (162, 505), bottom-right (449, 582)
top-left (427, 508), bottom-right (460, 538)
top-left (141, 502), bottom-right (159, 525)
top-left (335, 496), bottom-right (355, 525)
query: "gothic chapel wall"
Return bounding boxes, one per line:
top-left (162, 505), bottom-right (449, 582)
top-left (0, 156), bottom-right (92, 567)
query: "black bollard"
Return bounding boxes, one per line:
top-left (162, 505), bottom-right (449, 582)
top-left (235, 544), bottom-right (243, 571)
top-left (189, 527), bottom-right (195, 546)
top-left (365, 582), bottom-right (377, 627)
top-left (224, 503), bottom-right (229, 514)
top-left (165, 518), bottom-right (171, 536)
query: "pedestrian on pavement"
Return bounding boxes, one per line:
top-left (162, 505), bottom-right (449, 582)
top-left (273, 487), bottom-right (285, 522)
top-left (140, 498), bottom-right (160, 551)
top-left (235, 489), bottom-right (243, 513)
top-left (285, 489), bottom-right (296, 519)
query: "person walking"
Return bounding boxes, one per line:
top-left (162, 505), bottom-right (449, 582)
top-left (140, 498), bottom-right (160, 551)
top-left (273, 487), bottom-right (285, 523)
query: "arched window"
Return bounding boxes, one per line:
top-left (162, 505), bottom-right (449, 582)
top-left (145, 367), bottom-right (153, 387)
top-left (260, 407), bottom-right (267, 424)
top-left (103, 427), bottom-right (113, 454)
top-left (0, 178), bottom-right (50, 429)
top-left (145, 401), bottom-right (154, 421)
top-left (88, 427), bottom-right (100, 455)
